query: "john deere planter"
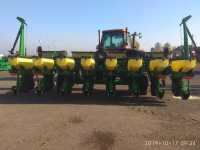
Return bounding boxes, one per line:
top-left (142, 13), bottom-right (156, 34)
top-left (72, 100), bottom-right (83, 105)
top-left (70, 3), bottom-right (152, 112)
top-left (8, 16), bottom-right (199, 100)
top-left (149, 58), bottom-right (169, 98)
top-left (127, 58), bottom-right (147, 97)
top-left (171, 15), bottom-right (197, 100)
top-left (8, 17), bottom-right (34, 94)
top-left (80, 57), bottom-right (96, 95)
top-left (105, 57), bottom-right (117, 96)
top-left (33, 58), bottom-right (55, 95)
top-left (56, 57), bottom-right (75, 95)
top-left (9, 57), bottom-right (34, 94)
top-left (171, 59), bottom-right (196, 99)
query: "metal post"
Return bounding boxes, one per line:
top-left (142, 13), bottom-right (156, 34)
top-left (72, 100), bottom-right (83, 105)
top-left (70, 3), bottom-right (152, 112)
top-left (19, 23), bottom-right (25, 57)
top-left (183, 23), bottom-right (189, 59)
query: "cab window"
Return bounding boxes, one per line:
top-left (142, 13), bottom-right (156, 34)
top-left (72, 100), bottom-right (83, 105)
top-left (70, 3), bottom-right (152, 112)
top-left (102, 32), bottom-right (124, 49)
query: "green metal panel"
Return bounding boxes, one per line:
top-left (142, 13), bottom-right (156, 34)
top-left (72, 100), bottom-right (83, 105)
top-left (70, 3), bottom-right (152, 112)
top-left (183, 23), bottom-right (189, 59)
top-left (180, 15), bottom-right (195, 60)
top-left (19, 24), bottom-right (25, 56)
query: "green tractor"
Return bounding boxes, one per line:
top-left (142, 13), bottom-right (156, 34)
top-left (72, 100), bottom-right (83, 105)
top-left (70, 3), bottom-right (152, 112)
top-left (94, 29), bottom-right (148, 97)
top-left (59, 28), bottom-right (149, 96)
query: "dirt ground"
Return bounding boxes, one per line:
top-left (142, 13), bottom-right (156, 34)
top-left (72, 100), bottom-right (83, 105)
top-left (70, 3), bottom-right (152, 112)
top-left (0, 70), bottom-right (200, 150)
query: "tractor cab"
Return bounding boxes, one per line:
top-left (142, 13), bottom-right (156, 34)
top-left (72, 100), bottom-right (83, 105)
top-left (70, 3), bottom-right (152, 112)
top-left (99, 29), bottom-right (132, 50)
top-left (96, 28), bottom-right (142, 59)
top-left (97, 28), bottom-right (141, 51)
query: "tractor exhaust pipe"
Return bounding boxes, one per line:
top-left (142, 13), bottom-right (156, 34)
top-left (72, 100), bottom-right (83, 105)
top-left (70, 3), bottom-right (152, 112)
top-left (98, 30), bottom-right (101, 50)
top-left (125, 27), bottom-right (128, 45)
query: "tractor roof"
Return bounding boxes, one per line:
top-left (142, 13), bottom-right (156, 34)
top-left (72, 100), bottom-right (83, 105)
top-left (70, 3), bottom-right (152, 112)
top-left (102, 29), bottom-right (130, 34)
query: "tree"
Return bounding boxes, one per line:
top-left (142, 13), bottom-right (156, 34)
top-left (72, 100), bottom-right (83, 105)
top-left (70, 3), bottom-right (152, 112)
top-left (163, 42), bottom-right (172, 52)
top-left (154, 42), bottom-right (162, 52)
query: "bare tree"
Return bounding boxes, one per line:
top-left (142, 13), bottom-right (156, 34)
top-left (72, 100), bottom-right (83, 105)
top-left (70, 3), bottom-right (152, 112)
top-left (154, 42), bottom-right (162, 52)
top-left (164, 42), bottom-right (172, 51)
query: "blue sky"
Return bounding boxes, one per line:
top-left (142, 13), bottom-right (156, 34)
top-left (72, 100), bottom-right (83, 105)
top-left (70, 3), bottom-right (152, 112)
top-left (0, 0), bottom-right (200, 54)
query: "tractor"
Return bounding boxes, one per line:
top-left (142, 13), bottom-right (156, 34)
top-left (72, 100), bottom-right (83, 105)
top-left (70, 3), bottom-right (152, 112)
top-left (57, 28), bottom-right (149, 97)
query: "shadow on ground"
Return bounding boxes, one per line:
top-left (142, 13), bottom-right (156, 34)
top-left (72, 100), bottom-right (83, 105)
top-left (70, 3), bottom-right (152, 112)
top-left (0, 89), bottom-right (166, 107)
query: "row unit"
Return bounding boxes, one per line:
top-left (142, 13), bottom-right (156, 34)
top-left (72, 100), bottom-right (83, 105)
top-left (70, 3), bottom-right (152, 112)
top-left (9, 57), bottom-right (197, 73)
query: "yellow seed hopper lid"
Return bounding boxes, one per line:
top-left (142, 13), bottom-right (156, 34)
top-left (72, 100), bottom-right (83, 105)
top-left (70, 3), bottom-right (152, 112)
top-left (81, 58), bottom-right (95, 70)
top-left (128, 59), bottom-right (143, 72)
top-left (56, 58), bottom-right (75, 70)
top-left (34, 58), bottom-right (54, 70)
top-left (149, 59), bottom-right (169, 72)
top-left (8, 57), bottom-right (34, 69)
top-left (105, 58), bottom-right (117, 71)
top-left (171, 59), bottom-right (197, 73)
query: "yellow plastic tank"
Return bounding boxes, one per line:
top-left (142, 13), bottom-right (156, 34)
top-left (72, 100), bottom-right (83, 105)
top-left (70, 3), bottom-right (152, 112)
top-left (34, 58), bottom-right (54, 70)
top-left (171, 59), bottom-right (197, 72)
top-left (127, 59), bottom-right (143, 72)
top-left (56, 58), bottom-right (75, 70)
top-left (105, 58), bottom-right (117, 71)
top-left (8, 57), bottom-right (34, 69)
top-left (149, 59), bottom-right (169, 72)
top-left (81, 58), bottom-right (95, 70)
